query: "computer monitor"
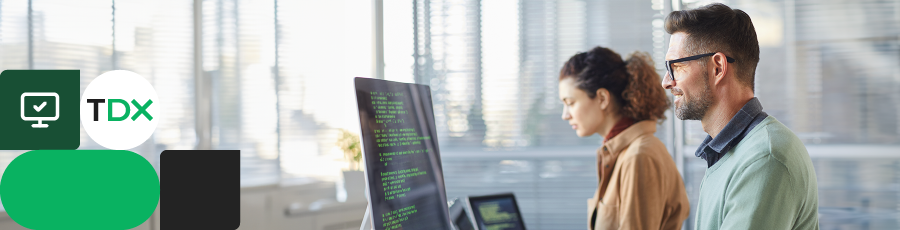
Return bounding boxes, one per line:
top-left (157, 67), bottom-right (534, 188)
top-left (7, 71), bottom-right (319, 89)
top-left (353, 77), bottom-right (453, 230)
top-left (465, 193), bottom-right (527, 230)
top-left (20, 92), bottom-right (60, 128)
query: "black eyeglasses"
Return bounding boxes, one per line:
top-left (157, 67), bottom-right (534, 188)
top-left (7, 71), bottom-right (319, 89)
top-left (665, 53), bottom-right (735, 82)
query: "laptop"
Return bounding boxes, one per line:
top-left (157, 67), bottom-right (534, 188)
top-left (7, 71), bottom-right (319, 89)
top-left (464, 193), bottom-right (527, 230)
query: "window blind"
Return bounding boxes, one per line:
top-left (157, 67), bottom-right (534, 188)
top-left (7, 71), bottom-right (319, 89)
top-left (203, 0), bottom-right (280, 187)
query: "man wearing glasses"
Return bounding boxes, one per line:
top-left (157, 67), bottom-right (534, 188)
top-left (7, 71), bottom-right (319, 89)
top-left (661, 3), bottom-right (819, 230)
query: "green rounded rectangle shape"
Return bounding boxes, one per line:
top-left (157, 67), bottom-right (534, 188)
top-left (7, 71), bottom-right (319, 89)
top-left (0, 150), bottom-right (160, 229)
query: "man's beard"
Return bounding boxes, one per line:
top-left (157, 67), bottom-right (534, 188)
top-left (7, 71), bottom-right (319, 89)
top-left (675, 72), bottom-right (713, 120)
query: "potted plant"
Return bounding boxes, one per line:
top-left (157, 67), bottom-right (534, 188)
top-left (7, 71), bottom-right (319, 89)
top-left (336, 129), bottom-right (365, 202)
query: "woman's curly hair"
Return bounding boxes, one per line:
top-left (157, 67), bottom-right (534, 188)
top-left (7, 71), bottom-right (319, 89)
top-left (559, 46), bottom-right (670, 122)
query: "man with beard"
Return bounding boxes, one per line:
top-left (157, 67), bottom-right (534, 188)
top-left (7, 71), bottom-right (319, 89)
top-left (661, 3), bottom-right (819, 230)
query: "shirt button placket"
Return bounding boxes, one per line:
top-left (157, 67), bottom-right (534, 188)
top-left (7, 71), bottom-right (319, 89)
top-left (602, 146), bottom-right (609, 168)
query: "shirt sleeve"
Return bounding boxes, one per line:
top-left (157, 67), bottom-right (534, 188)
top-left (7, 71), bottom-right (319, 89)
top-left (617, 153), bottom-right (666, 230)
top-left (720, 156), bottom-right (799, 230)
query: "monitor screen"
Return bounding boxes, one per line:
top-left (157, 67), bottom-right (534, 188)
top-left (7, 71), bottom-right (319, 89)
top-left (468, 194), bottom-right (526, 230)
top-left (354, 77), bottom-right (452, 230)
top-left (21, 94), bottom-right (58, 119)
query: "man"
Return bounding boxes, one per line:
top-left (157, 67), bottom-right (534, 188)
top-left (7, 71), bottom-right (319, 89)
top-left (661, 3), bottom-right (819, 230)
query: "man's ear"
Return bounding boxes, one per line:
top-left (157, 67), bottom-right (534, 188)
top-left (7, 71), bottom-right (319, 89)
top-left (594, 88), bottom-right (611, 110)
top-left (712, 52), bottom-right (729, 86)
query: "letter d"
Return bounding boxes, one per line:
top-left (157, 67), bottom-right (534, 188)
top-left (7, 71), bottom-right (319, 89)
top-left (107, 99), bottom-right (131, 121)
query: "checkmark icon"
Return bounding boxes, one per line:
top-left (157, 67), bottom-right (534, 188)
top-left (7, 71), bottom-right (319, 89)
top-left (34, 101), bottom-right (47, 112)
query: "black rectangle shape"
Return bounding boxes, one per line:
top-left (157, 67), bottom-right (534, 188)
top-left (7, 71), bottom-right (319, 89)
top-left (161, 150), bottom-right (240, 229)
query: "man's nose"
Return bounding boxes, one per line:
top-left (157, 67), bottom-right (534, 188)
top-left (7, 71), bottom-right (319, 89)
top-left (661, 72), bottom-right (675, 90)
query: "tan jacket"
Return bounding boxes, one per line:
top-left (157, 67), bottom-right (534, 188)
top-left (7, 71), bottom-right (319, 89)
top-left (587, 120), bottom-right (690, 230)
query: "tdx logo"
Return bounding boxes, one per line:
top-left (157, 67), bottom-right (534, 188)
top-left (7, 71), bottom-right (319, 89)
top-left (86, 99), bottom-right (154, 121)
top-left (80, 70), bottom-right (159, 150)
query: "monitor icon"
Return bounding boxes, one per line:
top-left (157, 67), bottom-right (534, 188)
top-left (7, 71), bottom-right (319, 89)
top-left (21, 92), bottom-right (60, 128)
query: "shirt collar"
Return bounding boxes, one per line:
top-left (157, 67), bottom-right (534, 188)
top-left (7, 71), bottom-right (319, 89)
top-left (695, 97), bottom-right (765, 167)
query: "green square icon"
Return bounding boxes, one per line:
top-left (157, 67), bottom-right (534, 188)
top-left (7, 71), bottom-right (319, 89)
top-left (0, 70), bottom-right (80, 150)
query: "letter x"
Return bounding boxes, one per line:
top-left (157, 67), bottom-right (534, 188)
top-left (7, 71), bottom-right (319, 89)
top-left (131, 99), bottom-right (153, 121)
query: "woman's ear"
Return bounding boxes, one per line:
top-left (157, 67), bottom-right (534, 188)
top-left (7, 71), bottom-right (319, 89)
top-left (594, 88), bottom-right (611, 110)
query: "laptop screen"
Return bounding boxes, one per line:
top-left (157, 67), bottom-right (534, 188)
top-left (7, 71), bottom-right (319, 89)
top-left (468, 194), bottom-right (526, 230)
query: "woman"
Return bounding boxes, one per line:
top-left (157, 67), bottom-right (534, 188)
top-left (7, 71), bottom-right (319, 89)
top-left (558, 47), bottom-right (689, 230)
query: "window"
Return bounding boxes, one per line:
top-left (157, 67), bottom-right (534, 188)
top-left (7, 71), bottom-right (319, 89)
top-left (678, 1), bottom-right (900, 229)
top-left (202, 0), bottom-right (390, 186)
top-left (203, 0), bottom-right (280, 187)
top-left (0, 0), bottom-right (195, 212)
top-left (413, 0), bottom-right (664, 228)
top-left (0, 1), bottom-right (897, 229)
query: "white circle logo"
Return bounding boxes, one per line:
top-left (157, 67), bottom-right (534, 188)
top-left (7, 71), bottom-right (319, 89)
top-left (80, 70), bottom-right (159, 150)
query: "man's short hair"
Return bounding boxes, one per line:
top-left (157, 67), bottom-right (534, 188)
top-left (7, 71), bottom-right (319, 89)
top-left (665, 3), bottom-right (760, 91)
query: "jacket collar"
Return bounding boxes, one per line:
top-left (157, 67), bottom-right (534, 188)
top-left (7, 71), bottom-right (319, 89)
top-left (601, 120), bottom-right (658, 156)
top-left (595, 120), bottom-right (657, 197)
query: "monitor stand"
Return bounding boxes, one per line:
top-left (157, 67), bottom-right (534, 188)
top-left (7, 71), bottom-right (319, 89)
top-left (359, 204), bottom-right (374, 230)
top-left (32, 120), bottom-right (48, 128)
